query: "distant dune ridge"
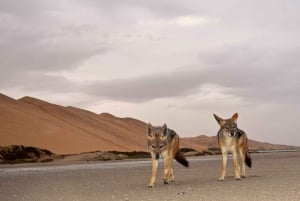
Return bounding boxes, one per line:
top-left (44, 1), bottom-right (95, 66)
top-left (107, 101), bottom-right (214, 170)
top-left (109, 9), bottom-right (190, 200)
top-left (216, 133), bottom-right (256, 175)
top-left (0, 93), bottom-right (297, 155)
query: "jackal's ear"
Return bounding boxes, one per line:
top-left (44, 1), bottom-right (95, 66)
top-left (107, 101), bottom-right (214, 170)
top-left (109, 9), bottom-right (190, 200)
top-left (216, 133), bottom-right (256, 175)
top-left (161, 123), bottom-right (168, 136)
top-left (231, 113), bottom-right (238, 123)
top-left (147, 123), bottom-right (153, 137)
top-left (213, 114), bottom-right (226, 127)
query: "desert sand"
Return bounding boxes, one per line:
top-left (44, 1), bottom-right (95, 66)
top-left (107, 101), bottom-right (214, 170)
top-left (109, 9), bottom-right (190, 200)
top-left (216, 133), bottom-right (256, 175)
top-left (0, 151), bottom-right (299, 201)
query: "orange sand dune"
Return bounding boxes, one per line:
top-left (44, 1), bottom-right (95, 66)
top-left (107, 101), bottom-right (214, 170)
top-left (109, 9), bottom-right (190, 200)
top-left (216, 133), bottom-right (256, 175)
top-left (0, 94), bottom-right (146, 154)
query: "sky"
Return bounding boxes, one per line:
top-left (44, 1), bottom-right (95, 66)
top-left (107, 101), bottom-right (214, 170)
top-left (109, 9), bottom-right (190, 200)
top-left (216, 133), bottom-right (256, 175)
top-left (0, 0), bottom-right (300, 146)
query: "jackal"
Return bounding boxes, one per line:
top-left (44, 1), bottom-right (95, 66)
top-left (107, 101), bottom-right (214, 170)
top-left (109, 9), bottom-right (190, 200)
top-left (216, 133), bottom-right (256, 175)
top-left (147, 123), bottom-right (189, 187)
top-left (213, 113), bottom-right (252, 181)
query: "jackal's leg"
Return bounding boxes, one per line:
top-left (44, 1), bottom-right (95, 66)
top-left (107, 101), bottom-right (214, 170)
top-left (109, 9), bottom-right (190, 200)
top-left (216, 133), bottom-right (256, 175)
top-left (169, 159), bottom-right (174, 182)
top-left (239, 148), bottom-right (246, 178)
top-left (219, 150), bottom-right (227, 181)
top-left (163, 154), bottom-right (172, 184)
top-left (148, 158), bottom-right (158, 187)
top-left (233, 150), bottom-right (241, 180)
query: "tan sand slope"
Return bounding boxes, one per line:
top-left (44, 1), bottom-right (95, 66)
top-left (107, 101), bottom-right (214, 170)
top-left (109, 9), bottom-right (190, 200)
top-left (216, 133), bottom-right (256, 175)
top-left (0, 93), bottom-right (147, 154)
top-left (0, 93), bottom-right (297, 154)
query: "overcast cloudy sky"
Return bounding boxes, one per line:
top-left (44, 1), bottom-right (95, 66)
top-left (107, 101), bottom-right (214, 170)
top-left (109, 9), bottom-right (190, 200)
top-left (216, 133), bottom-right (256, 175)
top-left (1, 0), bottom-right (299, 146)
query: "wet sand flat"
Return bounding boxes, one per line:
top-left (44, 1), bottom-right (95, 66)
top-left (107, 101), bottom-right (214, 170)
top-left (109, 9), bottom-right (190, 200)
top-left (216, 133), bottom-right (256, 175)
top-left (0, 152), bottom-right (299, 201)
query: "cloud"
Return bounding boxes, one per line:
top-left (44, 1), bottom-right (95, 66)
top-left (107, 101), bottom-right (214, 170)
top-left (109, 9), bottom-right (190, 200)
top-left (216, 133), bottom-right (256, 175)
top-left (0, 72), bottom-right (77, 94)
top-left (84, 69), bottom-right (202, 102)
top-left (138, 15), bottom-right (218, 27)
top-left (81, 43), bottom-right (300, 106)
top-left (0, 21), bottom-right (108, 72)
top-left (0, 1), bottom-right (110, 87)
top-left (175, 16), bottom-right (218, 26)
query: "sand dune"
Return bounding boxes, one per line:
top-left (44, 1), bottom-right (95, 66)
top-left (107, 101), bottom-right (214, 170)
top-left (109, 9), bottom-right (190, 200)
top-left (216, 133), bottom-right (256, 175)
top-left (0, 94), bottom-right (147, 154)
top-left (0, 93), bottom-right (297, 154)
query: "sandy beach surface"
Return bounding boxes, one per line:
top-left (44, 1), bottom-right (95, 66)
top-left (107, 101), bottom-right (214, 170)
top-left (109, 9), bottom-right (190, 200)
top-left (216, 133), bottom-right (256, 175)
top-left (0, 151), bottom-right (299, 201)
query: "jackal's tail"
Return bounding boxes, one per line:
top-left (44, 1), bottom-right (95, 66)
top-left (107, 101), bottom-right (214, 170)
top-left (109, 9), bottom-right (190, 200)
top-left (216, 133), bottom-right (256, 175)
top-left (245, 148), bottom-right (252, 168)
top-left (175, 150), bottom-right (189, 167)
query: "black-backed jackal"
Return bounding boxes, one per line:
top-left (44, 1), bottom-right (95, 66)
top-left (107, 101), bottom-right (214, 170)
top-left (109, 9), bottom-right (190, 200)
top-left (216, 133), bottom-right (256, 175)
top-left (213, 113), bottom-right (252, 181)
top-left (147, 123), bottom-right (189, 187)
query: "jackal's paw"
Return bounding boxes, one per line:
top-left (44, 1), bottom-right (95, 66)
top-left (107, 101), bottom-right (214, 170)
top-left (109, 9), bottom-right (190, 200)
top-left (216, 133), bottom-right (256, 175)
top-left (218, 176), bottom-right (225, 181)
top-left (235, 176), bottom-right (241, 180)
top-left (148, 183), bottom-right (155, 188)
top-left (241, 175), bottom-right (246, 178)
top-left (163, 179), bottom-right (169, 184)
